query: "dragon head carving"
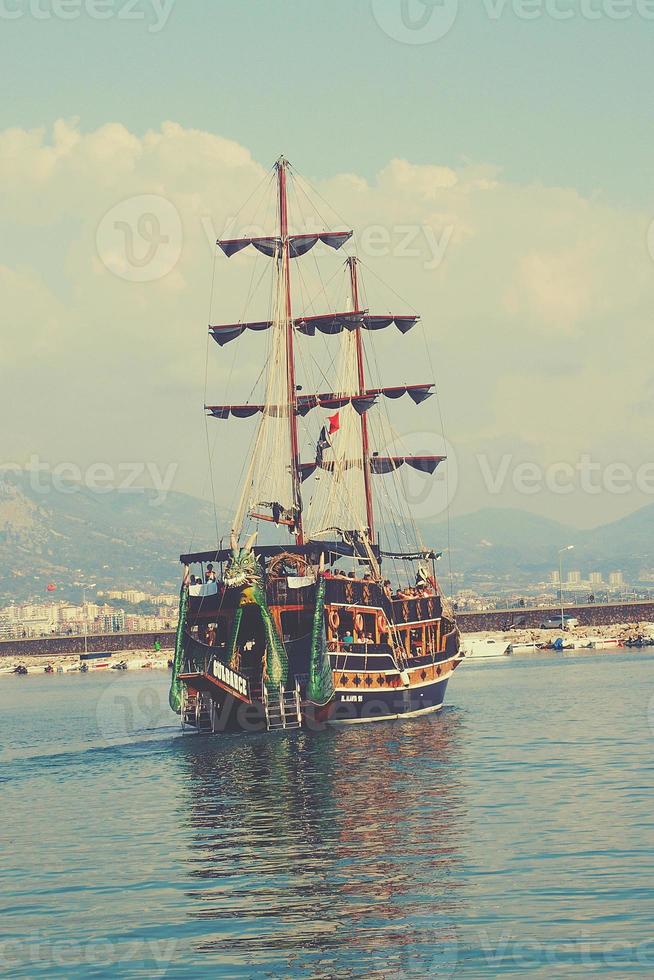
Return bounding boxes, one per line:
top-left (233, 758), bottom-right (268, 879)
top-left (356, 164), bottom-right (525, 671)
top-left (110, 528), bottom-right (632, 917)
top-left (223, 532), bottom-right (262, 596)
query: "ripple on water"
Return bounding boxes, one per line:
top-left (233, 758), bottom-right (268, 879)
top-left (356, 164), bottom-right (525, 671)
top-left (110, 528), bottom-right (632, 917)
top-left (1, 655), bottom-right (653, 977)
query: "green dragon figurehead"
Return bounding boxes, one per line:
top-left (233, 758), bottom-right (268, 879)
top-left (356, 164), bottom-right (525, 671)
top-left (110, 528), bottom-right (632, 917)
top-left (223, 532), bottom-right (263, 602)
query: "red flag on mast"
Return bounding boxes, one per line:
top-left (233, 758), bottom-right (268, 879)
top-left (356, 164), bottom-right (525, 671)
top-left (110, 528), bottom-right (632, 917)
top-left (328, 412), bottom-right (340, 434)
top-left (316, 412), bottom-right (340, 466)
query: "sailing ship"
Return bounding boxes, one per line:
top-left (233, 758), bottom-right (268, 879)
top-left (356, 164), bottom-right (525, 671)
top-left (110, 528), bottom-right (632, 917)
top-left (169, 157), bottom-right (462, 733)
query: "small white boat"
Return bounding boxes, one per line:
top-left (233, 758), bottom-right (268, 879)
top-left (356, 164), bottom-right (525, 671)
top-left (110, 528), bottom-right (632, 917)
top-left (463, 637), bottom-right (511, 660)
top-left (509, 641), bottom-right (540, 654)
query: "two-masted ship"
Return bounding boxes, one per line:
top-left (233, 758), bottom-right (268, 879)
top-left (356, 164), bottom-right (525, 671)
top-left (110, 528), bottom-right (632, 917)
top-left (169, 157), bottom-right (462, 733)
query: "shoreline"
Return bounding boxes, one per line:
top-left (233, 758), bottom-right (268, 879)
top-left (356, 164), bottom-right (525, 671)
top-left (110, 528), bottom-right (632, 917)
top-left (462, 620), bottom-right (654, 655)
top-left (0, 648), bottom-right (172, 675)
top-left (3, 620), bottom-right (654, 675)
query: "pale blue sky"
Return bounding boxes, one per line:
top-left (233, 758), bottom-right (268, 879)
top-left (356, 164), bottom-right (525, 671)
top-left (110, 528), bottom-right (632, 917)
top-left (2, 1), bottom-right (653, 529)
top-left (2, 0), bottom-right (652, 205)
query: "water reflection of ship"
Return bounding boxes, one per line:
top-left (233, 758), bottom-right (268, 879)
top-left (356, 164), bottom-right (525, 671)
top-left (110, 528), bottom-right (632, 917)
top-left (176, 713), bottom-right (465, 974)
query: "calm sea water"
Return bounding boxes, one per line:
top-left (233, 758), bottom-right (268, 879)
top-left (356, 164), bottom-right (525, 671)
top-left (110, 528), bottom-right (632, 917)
top-left (1, 652), bottom-right (653, 978)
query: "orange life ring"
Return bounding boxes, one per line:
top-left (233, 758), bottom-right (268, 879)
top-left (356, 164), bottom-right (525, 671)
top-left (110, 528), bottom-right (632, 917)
top-left (376, 612), bottom-right (386, 634)
top-left (328, 609), bottom-right (340, 631)
top-left (354, 612), bottom-right (364, 633)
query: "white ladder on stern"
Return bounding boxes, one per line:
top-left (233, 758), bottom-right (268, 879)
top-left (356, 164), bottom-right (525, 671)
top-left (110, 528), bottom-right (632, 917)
top-left (264, 682), bottom-right (302, 731)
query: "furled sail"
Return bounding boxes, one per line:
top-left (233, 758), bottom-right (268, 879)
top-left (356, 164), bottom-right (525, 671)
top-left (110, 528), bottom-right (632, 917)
top-left (209, 314), bottom-right (420, 348)
top-left (205, 384), bottom-right (434, 420)
top-left (231, 251), bottom-right (297, 536)
top-left (299, 455), bottom-right (446, 480)
top-left (206, 157), bottom-right (445, 555)
top-left (217, 231), bottom-right (352, 259)
top-left (295, 311), bottom-right (419, 336)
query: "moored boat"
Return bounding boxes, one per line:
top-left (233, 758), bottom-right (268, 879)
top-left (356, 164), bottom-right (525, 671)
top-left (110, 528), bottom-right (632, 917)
top-left (463, 636), bottom-right (511, 660)
top-left (169, 157), bottom-right (462, 734)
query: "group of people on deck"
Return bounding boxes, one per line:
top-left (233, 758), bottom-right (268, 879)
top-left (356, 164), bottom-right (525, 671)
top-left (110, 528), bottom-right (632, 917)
top-left (189, 564), bottom-right (219, 588)
top-left (391, 584), bottom-right (436, 600)
top-left (340, 630), bottom-right (377, 646)
top-left (324, 566), bottom-right (436, 601)
top-left (188, 561), bottom-right (438, 604)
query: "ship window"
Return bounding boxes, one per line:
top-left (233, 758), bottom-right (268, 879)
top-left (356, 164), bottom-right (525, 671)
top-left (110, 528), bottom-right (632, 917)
top-left (410, 627), bottom-right (424, 656)
top-left (337, 610), bottom-right (354, 640)
top-left (280, 610), bottom-right (313, 642)
top-left (362, 613), bottom-right (376, 640)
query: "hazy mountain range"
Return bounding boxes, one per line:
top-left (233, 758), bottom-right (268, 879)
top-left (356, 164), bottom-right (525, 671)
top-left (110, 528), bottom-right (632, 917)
top-left (0, 470), bottom-right (651, 604)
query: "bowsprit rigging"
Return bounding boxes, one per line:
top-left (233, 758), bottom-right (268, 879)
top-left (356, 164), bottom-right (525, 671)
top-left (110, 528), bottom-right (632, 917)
top-left (169, 155), bottom-right (462, 734)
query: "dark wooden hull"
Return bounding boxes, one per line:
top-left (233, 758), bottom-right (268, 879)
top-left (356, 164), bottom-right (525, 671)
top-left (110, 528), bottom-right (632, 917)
top-left (179, 561), bottom-right (462, 735)
top-left (180, 654), bottom-right (461, 734)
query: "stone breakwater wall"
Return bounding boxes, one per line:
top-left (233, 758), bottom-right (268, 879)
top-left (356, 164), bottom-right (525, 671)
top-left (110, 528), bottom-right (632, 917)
top-left (3, 601), bottom-right (654, 655)
top-left (457, 601), bottom-right (654, 634)
top-left (0, 631), bottom-right (176, 659)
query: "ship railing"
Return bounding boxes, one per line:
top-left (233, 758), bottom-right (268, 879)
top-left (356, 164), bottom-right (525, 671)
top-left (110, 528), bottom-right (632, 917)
top-left (324, 579), bottom-right (442, 624)
top-left (267, 578), bottom-right (316, 604)
top-left (182, 630), bottom-right (230, 674)
top-left (329, 646), bottom-right (398, 672)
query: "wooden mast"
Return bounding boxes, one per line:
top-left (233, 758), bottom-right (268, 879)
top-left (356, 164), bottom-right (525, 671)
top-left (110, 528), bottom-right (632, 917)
top-left (277, 157), bottom-right (304, 544)
top-left (347, 256), bottom-right (375, 542)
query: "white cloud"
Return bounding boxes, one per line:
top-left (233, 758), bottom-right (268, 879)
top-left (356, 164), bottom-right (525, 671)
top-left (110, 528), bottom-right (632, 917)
top-left (1, 119), bottom-right (652, 526)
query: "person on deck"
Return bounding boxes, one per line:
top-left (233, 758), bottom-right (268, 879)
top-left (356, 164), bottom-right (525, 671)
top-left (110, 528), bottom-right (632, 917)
top-left (205, 564), bottom-right (217, 583)
top-left (343, 631), bottom-right (354, 645)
